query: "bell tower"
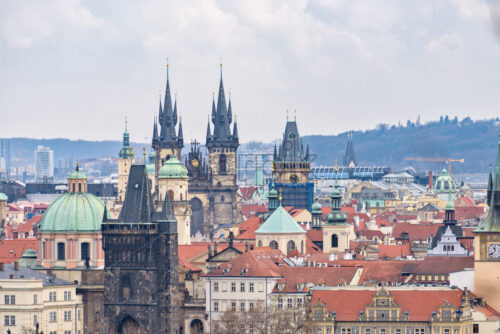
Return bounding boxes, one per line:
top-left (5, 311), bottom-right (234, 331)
top-left (152, 61), bottom-right (184, 181)
top-left (205, 61), bottom-right (239, 187)
top-left (474, 132), bottom-right (500, 311)
top-left (118, 119), bottom-right (132, 202)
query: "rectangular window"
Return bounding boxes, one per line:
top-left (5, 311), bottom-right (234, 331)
top-left (214, 301), bottom-right (219, 312)
top-left (297, 298), bottom-right (303, 307)
top-left (34, 315), bottom-right (37, 326)
top-left (65, 331), bottom-right (72, 334)
top-left (395, 330), bottom-right (401, 334)
top-left (4, 295), bottom-right (9, 304)
top-left (444, 330), bottom-right (450, 334)
top-left (4, 315), bottom-right (9, 326)
top-left (278, 298), bottom-right (283, 309)
top-left (58, 242), bottom-right (65, 260)
top-left (316, 328), bottom-right (323, 334)
top-left (64, 310), bottom-right (72, 321)
top-left (287, 298), bottom-right (293, 309)
top-left (473, 324), bottom-right (479, 333)
top-left (214, 282), bottom-right (219, 292)
top-left (231, 282), bottom-right (236, 292)
top-left (50, 311), bottom-right (57, 322)
top-left (415, 330), bottom-right (424, 334)
top-left (249, 282), bottom-right (254, 292)
top-left (64, 291), bottom-right (71, 300)
top-left (9, 316), bottom-right (15, 326)
top-left (49, 291), bottom-right (56, 301)
top-left (231, 301), bottom-right (236, 311)
top-left (249, 302), bottom-right (254, 311)
top-left (10, 295), bottom-right (15, 305)
top-left (34, 294), bottom-right (38, 304)
top-left (240, 302), bottom-right (245, 312)
top-left (380, 329), bottom-right (386, 334)
top-left (341, 329), bottom-right (352, 334)
top-left (81, 242), bottom-right (90, 260)
top-left (240, 282), bottom-right (245, 292)
top-left (326, 328), bottom-right (332, 334)
top-left (365, 329), bottom-right (371, 334)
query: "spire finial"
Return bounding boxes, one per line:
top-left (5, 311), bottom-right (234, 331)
top-left (143, 147), bottom-right (146, 161)
top-left (334, 158), bottom-right (338, 173)
top-left (76, 161), bottom-right (79, 171)
top-left (286, 109), bottom-right (289, 121)
top-left (219, 57), bottom-right (223, 79)
top-left (294, 109), bottom-right (297, 121)
top-left (125, 116), bottom-right (128, 132)
top-left (279, 188), bottom-right (283, 204)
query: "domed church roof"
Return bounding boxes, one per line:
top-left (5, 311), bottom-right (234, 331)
top-left (39, 192), bottom-right (106, 233)
top-left (434, 168), bottom-right (457, 194)
top-left (159, 156), bottom-right (188, 179)
top-left (0, 192), bottom-right (7, 201)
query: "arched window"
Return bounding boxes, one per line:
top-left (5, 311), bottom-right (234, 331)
top-left (289, 174), bottom-right (298, 183)
top-left (258, 240), bottom-right (263, 247)
top-left (78, 183), bottom-right (82, 192)
top-left (219, 154), bottom-right (227, 173)
top-left (331, 234), bottom-right (339, 248)
top-left (168, 190), bottom-right (174, 202)
top-left (451, 245), bottom-right (454, 251)
top-left (287, 240), bottom-right (296, 254)
top-left (57, 242), bottom-right (65, 260)
top-left (269, 240), bottom-right (278, 250)
top-left (221, 195), bottom-right (225, 202)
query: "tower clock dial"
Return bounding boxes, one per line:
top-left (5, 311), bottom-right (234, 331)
top-left (488, 244), bottom-right (500, 258)
top-left (191, 158), bottom-right (199, 168)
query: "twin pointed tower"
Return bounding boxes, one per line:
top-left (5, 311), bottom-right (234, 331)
top-left (149, 62), bottom-right (241, 236)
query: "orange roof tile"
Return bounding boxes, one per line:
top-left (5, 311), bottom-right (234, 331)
top-left (0, 239), bottom-right (38, 264)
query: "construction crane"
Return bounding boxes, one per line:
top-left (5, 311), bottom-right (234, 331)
top-left (404, 157), bottom-right (464, 175)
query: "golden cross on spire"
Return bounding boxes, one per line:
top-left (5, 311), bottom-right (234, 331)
top-left (334, 158), bottom-right (338, 173)
top-left (166, 58), bottom-right (169, 68)
top-left (220, 57), bottom-right (223, 68)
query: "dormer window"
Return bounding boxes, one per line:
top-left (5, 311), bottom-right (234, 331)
top-left (278, 283), bottom-right (285, 291)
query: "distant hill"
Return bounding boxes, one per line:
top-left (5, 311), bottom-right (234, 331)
top-left (3, 117), bottom-right (499, 173)
top-left (302, 117), bottom-right (499, 173)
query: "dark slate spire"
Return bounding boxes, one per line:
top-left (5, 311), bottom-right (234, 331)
top-left (232, 115), bottom-right (238, 140)
top-left (476, 132), bottom-right (500, 233)
top-left (487, 164), bottom-right (493, 205)
top-left (276, 114), bottom-right (307, 163)
top-left (178, 116), bottom-right (183, 144)
top-left (158, 93), bottom-right (163, 125)
top-left (207, 62), bottom-right (239, 148)
top-left (305, 144), bottom-right (310, 161)
top-left (173, 95), bottom-right (178, 126)
top-left (343, 131), bottom-right (357, 167)
top-left (273, 143), bottom-right (278, 160)
top-left (152, 116), bottom-right (159, 146)
top-left (211, 94), bottom-right (216, 123)
top-left (119, 165), bottom-right (155, 223)
top-left (206, 116), bottom-right (212, 142)
top-left (227, 95), bottom-right (233, 124)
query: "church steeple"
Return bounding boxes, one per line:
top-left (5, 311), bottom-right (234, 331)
top-left (119, 118), bottom-right (131, 159)
top-left (343, 131), bottom-right (357, 167)
top-left (178, 116), bottom-right (183, 144)
top-left (206, 62), bottom-right (239, 148)
top-left (153, 61), bottom-right (183, 153)
top-left (477, 132), bottom-right (500, 232)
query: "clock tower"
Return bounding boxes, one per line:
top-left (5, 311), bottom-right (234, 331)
top-left (474, 132), bottom-right (500, 311)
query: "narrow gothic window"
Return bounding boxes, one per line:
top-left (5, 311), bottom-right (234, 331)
top-left (219, 154), bottom-right (227, 173)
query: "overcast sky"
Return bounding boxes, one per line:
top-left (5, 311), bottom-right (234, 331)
top-left (1, 0), bottom-right (500, 144)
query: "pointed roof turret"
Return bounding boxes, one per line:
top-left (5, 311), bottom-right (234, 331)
top-left (206, 116), bottom-right (212, 142)
top-left (445, 191), bottom-right (456, 223)
top-left (227, 94), bottom-right (233, 124)
top-left (152, 116), bottom-right (159, 146)
top-left (232, 115), bottom-right (238, 140)
top-left (487, 164), bottom-right (493, 204)
top-left (343, 131), bottom-right (357, 167)
top-left (178, 115), bottom-right (183, 144)
top-left (119, 165), bottom-right (155, 223)
top-left (476, 132), bottom-right (500, 233)
top-left (173, 95), bottom-right (178, 126)
top-left (275, 113), bottom-right (308, 162)
top-left (206, 61), bottom-right (239, 148)
top-left (119, 118), bottom-right (131, 159)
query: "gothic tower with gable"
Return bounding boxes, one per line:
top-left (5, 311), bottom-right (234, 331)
top-left (474, 132), bottom-right (500, 311)
top-left (102, 165), bottom-right (179, 333)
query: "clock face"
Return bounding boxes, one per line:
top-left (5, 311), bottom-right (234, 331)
top-left (191, 159), bottom-right (199, 168)
top-left (488, 244), bottom-right (500, 258)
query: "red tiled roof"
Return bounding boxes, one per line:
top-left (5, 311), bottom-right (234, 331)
top-left (392, 223), bottom-right (439, 242)
top-left (240, 186), bottom-right (258, 201)
top-left (306, 229), bottom-right (323, 242)
top-left (274, 267), bottom-right (358, 292)
top-left (377, 244), bottom-right (412, 258)
top-left (358, 230), bottom-right (385, 240)
top-left (0, 239), bottom-right (38, 263)
top-left (204, 250), bottom-right (283, 278)
top-left (412, 256), bottom-right (474, 275)
top-left (311, 289), bottom-right (464, 321)
top-left (358, 261), bottom-right (419, 284)
top-left (236, 217), bottom-right (262, 240)
top-left (435, 206), bottom-right (486, 221)
top-left (242, 204), bottom-right (268, 218)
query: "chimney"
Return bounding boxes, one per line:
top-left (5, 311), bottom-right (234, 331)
top-left (14, 262), bottom-right (19, 271)
top-left (0, 263), bottom-right (4, 271)
top-left (214, 242), bottom-right (218, 255)
top-left (428, 171), bottom-right (433, 190)
top-left (208, 245), bottom-right (212, 258)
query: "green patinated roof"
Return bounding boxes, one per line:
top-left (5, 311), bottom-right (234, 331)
top-left (159, 156), bottom-right (188, 179)
top-left (0, 192), bottom-right (7, 201)
top-left (434, 168), bottom-right (456, 194)
top-left (22, 248), bottom-right (37, 258)
top-left (69, 170), bottom-right (86, 180)
top-left (39, 192), bottom-right (106, 233)
top-left (255, 205), bottom-right (305, 234)
top-left (445, 192), bottom-right (455, 211)
top-left (311, 199), bottom-right (322, 213)
top-left (146, 163), bottom-right (155, 175)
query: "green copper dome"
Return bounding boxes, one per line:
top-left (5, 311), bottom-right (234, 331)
top-left (69, 169), bottom-right (86, 180)
top-left (311, 199), bottom-right (322, 213)
top-left (434, 168), bottom-right (456, 194)
top-left (159, 157), bottom-right (188, 179)
top-left (39, 192), bottom-right (106, 233)
top-left (0, 192), bottom-right (7, 201)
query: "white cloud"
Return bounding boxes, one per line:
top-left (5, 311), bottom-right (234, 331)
top-left (0, 0), bottom-right (103, 49)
